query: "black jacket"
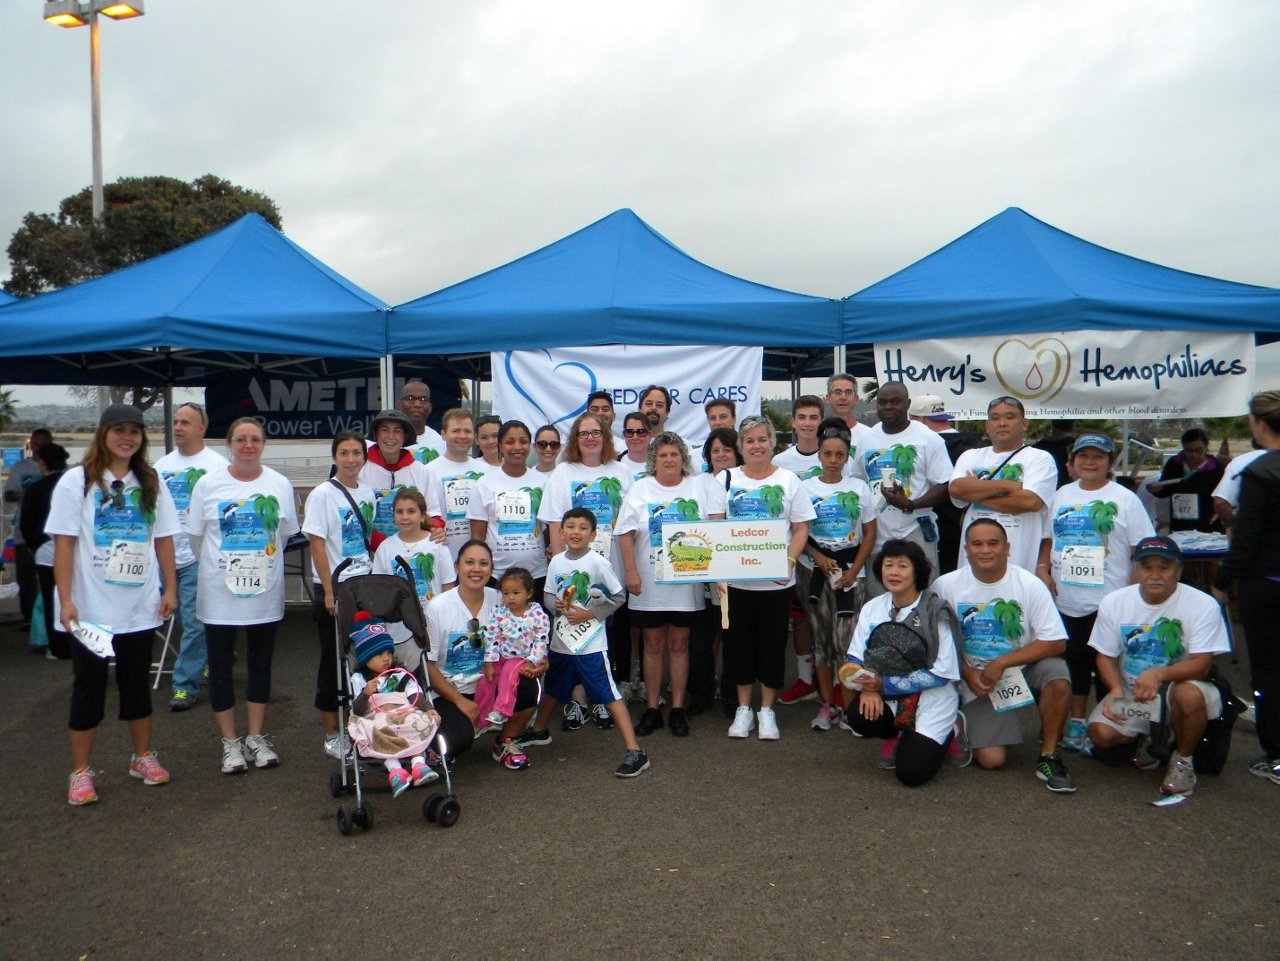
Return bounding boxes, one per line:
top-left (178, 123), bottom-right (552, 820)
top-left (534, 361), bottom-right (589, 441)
top-left (18, 470), bottom-right (63, 553)
top-left (1216, 451), bottom-right (1280, 586)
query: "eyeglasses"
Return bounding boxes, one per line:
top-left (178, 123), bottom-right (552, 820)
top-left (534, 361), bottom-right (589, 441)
top-left (622, 427), bottom-right (649, 438)
top-left (577, 430), bottom-right (603, 439)
top-left (988, 396), bottom-right (1026, 413)
top-left (465, 618), bottom-right (484, 649)
top-left (109, 479), bottom-right (125, 510)
top-left (535, 439), bottom-right (561, 450)
top-left (827, 388), bottom-right (856, 397)
top-left (401, 396), bottom-right (430, 405)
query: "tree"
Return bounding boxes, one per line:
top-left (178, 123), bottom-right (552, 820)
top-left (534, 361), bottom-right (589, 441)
top-left (0, 388), bottom-right (17, 433)
top-left (4, 174), bottom-right (282, 297)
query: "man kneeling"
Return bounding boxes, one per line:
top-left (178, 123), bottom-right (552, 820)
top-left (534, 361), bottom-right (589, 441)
top-left (1087, 536), bottom-right (1231, 796)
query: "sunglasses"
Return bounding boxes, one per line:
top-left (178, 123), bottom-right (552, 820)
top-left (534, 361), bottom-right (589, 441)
top-left (819, 427), bottom-right (851, 442)
top-left (577, 429), bottom-right (603, 439)
top-left (622, 427), bottom-right (650, 438)
top-left (988, 395), bottom-right (1026, 413)
top-left (535, 439), bottom-right (561, 450)
top-left (109, 479), bottom-right (125, 511)
top-left (465, 618), bottom-right (484, 649)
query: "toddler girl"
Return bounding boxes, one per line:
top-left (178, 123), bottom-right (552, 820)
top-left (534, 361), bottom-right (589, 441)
top-left (472, 568), bottom-right (550, 732)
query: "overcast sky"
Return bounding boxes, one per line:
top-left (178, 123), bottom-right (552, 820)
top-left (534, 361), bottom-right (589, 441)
top-left (2, 1), bottom-right (1277, 404)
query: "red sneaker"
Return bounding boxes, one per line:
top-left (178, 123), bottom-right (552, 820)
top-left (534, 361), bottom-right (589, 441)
top-left (778, 678), bottom-right (817, 705)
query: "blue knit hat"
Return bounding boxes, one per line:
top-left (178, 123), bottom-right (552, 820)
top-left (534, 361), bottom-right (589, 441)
top-left (351, 611), bottom-right (393, 665)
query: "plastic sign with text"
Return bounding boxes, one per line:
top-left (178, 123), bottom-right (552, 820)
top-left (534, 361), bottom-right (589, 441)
top-left (656, 519), bottom-right (789, 584)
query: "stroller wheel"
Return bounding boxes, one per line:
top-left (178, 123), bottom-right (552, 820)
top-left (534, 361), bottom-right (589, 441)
top-left (436, 796), bottom-right (461, 829)
top-left (329, 771), bottom-right (344, 798)
top-left (336, 806), bottom-right (353, 836)
top-left (423, 794), bottom-right (443, 822)
top-left (353, 803), bottom-right (373, 832)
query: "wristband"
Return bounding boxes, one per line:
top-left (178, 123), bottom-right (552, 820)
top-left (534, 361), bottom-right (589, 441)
top-left (787, 556), bottom-right (797, 567)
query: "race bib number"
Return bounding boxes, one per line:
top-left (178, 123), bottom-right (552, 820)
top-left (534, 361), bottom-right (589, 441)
top-left (444, 476), bottom-right (474, 519)
top-left (555, 613), bottom-right (603, 654)
top-left (105, 539), bottom-right (150, 587)
top-left (1059, 544), bottom-right (1105, 588)
top-left (224, 551), bottom-right (269, 597)
top-left (1171, 493), bottom-right (1198, 521)
top-left (590, 528), bottom-right (612, 559)
top-left (989, 665), bottom-right (1035, 713)
top-left (72, 619), bottom-right (115, 658)
top-left (1111, 694), bottom-right (1164, 725)
top-left (495, 489), bottom-right (534, 536)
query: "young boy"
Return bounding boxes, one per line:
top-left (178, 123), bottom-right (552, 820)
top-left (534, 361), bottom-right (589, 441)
top-left (522, 508), bottom-right (649, 777)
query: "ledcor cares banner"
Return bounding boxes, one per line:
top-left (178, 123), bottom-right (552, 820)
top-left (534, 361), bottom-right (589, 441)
top-left (874, 331), bottom-right (1254, 419)
top-left (491, 345), bottom-right (762, 442)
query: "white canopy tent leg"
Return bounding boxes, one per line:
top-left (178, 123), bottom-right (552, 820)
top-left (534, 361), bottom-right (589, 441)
top-left (380, 354), bottom-right (395, 409)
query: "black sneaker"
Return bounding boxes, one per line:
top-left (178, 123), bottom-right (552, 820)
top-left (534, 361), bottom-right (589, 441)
top-left (516, 727), bottom-right (552, 748)
top-left (615, 749), bottom-right (650, 778)
top-left (591, 703), bottom-right (615, 729)
top-left (561, 700), bottom-right (587, 731)
top-left (635, 707), bottom-right (665, 736)
top-left (1036, 753), bottom-right (1077, 794)
top-left (668, 708), bottom-right (689, 737)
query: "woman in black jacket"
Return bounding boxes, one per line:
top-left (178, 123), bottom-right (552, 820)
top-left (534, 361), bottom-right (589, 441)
top-left (1214, 391), bottom-right (1280, 785)
top-left (19, 442), bottom-right (72, 658)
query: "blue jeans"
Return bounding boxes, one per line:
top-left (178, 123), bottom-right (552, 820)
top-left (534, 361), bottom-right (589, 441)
top-left (171, 562), bottom-right (207, 694)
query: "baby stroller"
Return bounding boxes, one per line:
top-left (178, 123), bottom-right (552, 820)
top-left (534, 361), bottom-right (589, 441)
top-left (329, 559), bottom-right (461, 833)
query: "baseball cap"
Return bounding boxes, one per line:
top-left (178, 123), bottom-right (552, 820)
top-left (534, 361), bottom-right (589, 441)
top-left (1071, 433), bottom-right (1115, 456)
top-left (908, 394), bottom-right (954, 421)
top-left (99, 405), bottom-right (146, 430)
top-left (1133, 535), bottom-right (1181, 562)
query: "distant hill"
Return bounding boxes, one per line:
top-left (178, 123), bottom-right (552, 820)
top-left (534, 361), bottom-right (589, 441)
top-left (10, 404), bottom-right (166, 431)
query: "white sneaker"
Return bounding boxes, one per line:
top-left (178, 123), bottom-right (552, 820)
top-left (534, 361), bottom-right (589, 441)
top-left (758, 707), bottom-right (780, 740)
top-left (811, 702), bottom-right (836, 732)
top-left (243, 734), bottom-right (280, 769)
top-left (727, 705), bottom-right (755, 738)
top-left (221, 737), bottom-right (248, 775)
top-left (323, 733), bottom-right (350, 759)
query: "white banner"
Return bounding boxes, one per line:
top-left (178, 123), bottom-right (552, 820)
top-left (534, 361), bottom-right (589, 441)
top-left (873, 331), bottom-right (1255, 419)
top-left (491, 345), bottom-right (762, 444)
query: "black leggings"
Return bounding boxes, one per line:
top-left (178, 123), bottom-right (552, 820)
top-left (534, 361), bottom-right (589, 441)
top-left (845, 696), bottom-right (950, 787)
top-left (431, 676), bottom-right (539, 757)
top-left (726, 587), bottom-right (790, 690)
top-left (69, 629), bottom-right (154, 731)
top-left (1239, 576), bottom-right (1280, 760)
top-left (37, 565), bottom-right (73, 659)
top-left (312, 593), bottom-right (340, 713)
top-left (606, 599), bottom-right (633, 682)
top-left (205, 622), bottom-right (279, 712)
top-left (1061, 611), bottom-right (1105, 700)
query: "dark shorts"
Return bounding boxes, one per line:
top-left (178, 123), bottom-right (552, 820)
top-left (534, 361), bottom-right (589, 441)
top-left (545, 650), bottom-right (621, 705)
top-left (629, 608), bottom-right (697, 630)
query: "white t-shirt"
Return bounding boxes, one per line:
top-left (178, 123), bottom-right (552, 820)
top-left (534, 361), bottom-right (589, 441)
top-left (358, 457), bottom-right (441, 540)
top-left (846, 592), bottom-right (961, 745)
top-left (950, 445), bottom-right (1058, 573)
top-left (615, 474), bottom-right (716, 612)
top-left (45, 467), bottom-right (181, 635)
top-left (545, 547), bottom-right (624, 656)
top-left (154, 447), bottom-right (228, 569)
top-left (425, 586), bottom-right (499, 696)
top-left (426, 456), bottom-right (490, 557)
top-left (931, 563), bottom-right (1066, 671)
top-left (772, 445), bottom-right (823, 481)
top-left (619, 452), bottom-right (649, 483)
top-left (185, 466), bottom-right (301, 626)
top-left (1212, 449), bottom-right (1268, 509)
top-left (374, 533), bottom-right (457, 645)
top-left (850, 421), bottom-right (953, 544)
top-left (1046, 480), bottom-right (1155, 617)
top-left (801, 474), bottom-right (875, 573)
top-left (537, 460), bottom-right (635, 580)
top-left (412, 425), bottom-right (446, 461)
top-left (720, 465), bottom-right (814, 591)
top-left (302, 479), bottom-right (376, 584)
top-left (465, 467), bottom-right (549, 578)
top-left (1088, 583), bottom-right (1230, 694)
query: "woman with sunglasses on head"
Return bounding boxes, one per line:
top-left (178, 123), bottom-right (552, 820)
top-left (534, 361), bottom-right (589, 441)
top-left (468, 421), bottom-right (550, 595)
top-left (537, 411), bottom-right (635, 726)
top-left (47, 406), bottom-right (181, 805)
top-left (533, 425), bottom-right (562, 474)
top-left (618, 411), bottom-right (652, 481)
top-left (425, 540), bottom-right (546, 768)
top-left (186, 416), bottom-right (300, 775)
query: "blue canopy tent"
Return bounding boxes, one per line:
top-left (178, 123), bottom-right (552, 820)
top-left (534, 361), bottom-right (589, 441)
top-left (389, 209), bottom-right (842, 381)
top-left (840, 207), bottom-right (1280, 370)
top-left (0, 213), bottom-right (396, 386)
top-left (0, 291), bottom-right (15, 306)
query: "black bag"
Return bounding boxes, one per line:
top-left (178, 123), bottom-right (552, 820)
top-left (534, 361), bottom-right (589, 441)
top-left (1192, 668), bottom-right (1246, 776)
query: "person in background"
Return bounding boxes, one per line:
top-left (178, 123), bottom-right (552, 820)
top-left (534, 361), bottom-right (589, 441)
top-left (1033, 419), bottom-right (1077, 489)
top-left (19, 442), bottom-right (72, 659)
top-left (587, 390), bottom-right (618, 440)
top-left (617, 411), bottom-right (651, 480)
top-left (639, 385), bottom-right (673, 437)
top-left (154, 403), bottom-right (227, 711)
top-left (824, 374), bottom-right (873, 456)
top-left (360, 408), bottom-right (443, 545)
top-left (427, 408), bottom-right (489, 558)
top-left (1213, 390), bottom-right (1280, 787)
top-left (1149, 427), bottom-right (1225, 533)
top-left (705, 398), bottom-right (736, 433)
top-left (910, 393), bottom-right (981, 576)
top-left (6, 426), bottom-right (53, 629)
top-left (474, 415), bottom-right (504, 470)
top-left (533, 424), bottom-right (562, 474)
top-left (397, 379), bottom-right (446, 463)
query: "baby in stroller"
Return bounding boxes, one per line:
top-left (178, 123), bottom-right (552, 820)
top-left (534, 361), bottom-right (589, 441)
top-left (347, 611), bottom-right (442, 797)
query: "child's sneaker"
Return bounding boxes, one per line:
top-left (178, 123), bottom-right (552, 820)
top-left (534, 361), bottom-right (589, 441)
top-left (615, 748), bottom-right (650, 778)
top-left (129, 751), bottom-right (170, 785)
top-left (486, 709), bottom-right (507, 726)
top-left (561, 700), bottom-right (587, 731)
top-left (811, 702), bottom-right (837, 732)
top-left (411, 759), bottom-right (439, 786)
top-left (221, 737), bottom-right (248, 775)
top-left (243, 734), bottom-right (280, 769)
top-left (591, 703), bottom-right (614, 729)
top-left (388, 767), bottom-right (411, 798)
top-left (516, 727), bottom-right (553, 748)
top-left (1059, 716), bottom-right (1088, 752)
top-left (67, 767), bottom-right (98, 806)
top-left (492, 736), bottom-right (530, 771)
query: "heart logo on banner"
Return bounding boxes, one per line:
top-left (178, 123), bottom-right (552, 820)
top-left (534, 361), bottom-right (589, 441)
top-left (502, 350), bottom-right (599, 427)
top-left (992, 336), bottom-right (1071, 405)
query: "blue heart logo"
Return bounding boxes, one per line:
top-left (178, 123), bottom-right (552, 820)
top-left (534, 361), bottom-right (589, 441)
top-left (503, 350), bottom-right (598, 427)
